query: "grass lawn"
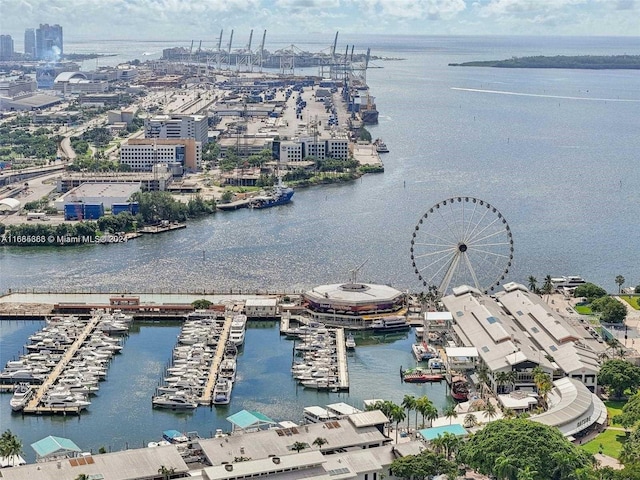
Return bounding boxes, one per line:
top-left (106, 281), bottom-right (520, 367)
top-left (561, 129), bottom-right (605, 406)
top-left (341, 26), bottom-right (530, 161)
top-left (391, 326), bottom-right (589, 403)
top-left (605, 400), bottom-right (627, 426)
top-left (620, 296), bottom-right (640, 310)
top-left (582, 428), bottom-right (627, 458)
top-left (575, 304), bottom-right (593, 315)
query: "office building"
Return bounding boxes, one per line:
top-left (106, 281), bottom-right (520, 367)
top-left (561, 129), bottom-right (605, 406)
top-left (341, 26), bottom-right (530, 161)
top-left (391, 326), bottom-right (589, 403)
top-left (0, 35), bottom-right (14, 61)
top-left (24, 29), bottom-right (36, 58)
top-left (144, 114), bottom-right (209, 145)
top-left (36, 24), bottom-right (63, 61)
top-left (120, 138), bottom-right (201, 171)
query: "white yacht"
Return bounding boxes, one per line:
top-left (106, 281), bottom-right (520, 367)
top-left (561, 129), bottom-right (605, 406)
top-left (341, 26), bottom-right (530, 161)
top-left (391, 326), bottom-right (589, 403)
top-left (229, 314), bottom-right (247, 346)
top-left (10, 383), bottom-right (34, 412)
top-left (345, 334), bottom-right (356, 350)
top-left (212, 378), bottom-right (232, 405)
top-left (218, 358), bottom-right (237, 382)
top-left (152, 391), bottom-right (198, 410)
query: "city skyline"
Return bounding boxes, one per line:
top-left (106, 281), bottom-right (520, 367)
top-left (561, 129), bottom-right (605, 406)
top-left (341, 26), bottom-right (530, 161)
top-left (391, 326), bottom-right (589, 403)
top-left (0, 0), bottom-right (639, 48)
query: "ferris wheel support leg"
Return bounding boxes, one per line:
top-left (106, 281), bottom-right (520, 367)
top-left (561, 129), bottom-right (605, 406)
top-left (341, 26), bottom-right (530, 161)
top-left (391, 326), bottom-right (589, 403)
top-left (464, 253), bottom-right (481, 291)
top-left (439, 253), bottom-right (461, 295)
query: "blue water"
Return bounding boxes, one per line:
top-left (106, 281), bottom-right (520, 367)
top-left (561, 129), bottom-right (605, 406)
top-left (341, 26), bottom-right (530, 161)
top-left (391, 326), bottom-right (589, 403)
top-left (0, 320), bottom-right (443, 462)
top-left (2, 35), bottom-right (639, 293)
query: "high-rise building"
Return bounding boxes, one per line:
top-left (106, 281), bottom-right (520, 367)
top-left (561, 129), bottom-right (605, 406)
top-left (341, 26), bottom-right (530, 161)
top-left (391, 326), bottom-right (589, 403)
top-left (144, 114), bottom-right (209, 145)
top-left (24, 29), bottom-right (36, 58)
top-left (0, 35), bottom-right (14, 61)
top-left (35, 24), bottom-right (63, 61)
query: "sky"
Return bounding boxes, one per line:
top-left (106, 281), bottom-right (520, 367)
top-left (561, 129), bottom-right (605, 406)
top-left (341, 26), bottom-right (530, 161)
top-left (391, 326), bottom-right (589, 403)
top-left (1, 0), bottom-right (639, 48)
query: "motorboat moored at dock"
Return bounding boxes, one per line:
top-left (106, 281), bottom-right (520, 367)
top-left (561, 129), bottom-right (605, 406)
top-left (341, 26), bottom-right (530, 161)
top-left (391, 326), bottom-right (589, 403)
top-left (9, 383), bottom-right (34, 412)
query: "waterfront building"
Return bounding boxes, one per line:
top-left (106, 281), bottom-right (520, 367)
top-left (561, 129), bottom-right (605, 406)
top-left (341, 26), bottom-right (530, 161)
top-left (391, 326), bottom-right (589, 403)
top-left (145, 114), bottom-right (209, 145)
top-left (53, 72), bottom-right (109, 95)
top-left (0, 35), bottom-right (14, 61)
top-left (54, 182), bottom-right (141, 212)
top-left (57, 168), bottom-right (173, 193)
top-left (24, 29), bottom-right (36, 58)
top-left (244, 298), bottom-right (278, 318)
top-left (278, 133), bottom-right (350, 162)
top-left (303, 282), bottom-right (406, 327)
top-left (441, 283), bottom-right (602, 394)
top-left (120, 138), bottom-right (201, 171)
top-left (0, 445), bottom-right (189, 480)
top-left (35, 24), bottom-right (63, 61)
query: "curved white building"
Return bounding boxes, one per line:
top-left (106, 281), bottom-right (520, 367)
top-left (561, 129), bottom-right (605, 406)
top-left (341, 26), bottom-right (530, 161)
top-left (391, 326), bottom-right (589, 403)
top-left (303, 282), bottom-right (405, 327)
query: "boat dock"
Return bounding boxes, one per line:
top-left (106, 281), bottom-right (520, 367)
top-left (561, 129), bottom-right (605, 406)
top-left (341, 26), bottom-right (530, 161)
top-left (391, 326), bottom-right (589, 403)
top-left (216, 199), bottom-right (251, 211)
top-left (199, 316), bottom-right (232, 405)
top-left (22, 315), bottom-right (101, 415)
top-left (334, 329), bottom-right (349, 391)
top-left (138, 223), bottom-right (186, 234)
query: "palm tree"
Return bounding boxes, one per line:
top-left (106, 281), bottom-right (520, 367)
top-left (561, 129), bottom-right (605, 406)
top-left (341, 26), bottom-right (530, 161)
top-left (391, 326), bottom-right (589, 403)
top-left (417, 396), bottom-right (439, 428)
top-left (158, 466), bottom-right (176, 480)
top-left (312, 437), bottom-right (328, 449)
top-left (443, 405), bottom-right (458, 425)
top-left (401, 394), bottom-right (416, 434)
top-left (484, 400), bottom-right (498, 421)
top-left (0, 430), bottom-right (23, 467)
top-left (291, 441), bottom-right (309, 453)
top-left (463, 413), bottom-right (477, 428)
top-left (390, 404), bottom-right (406, 443)
top-left (505, 370), bottom-right (517, 392)
top-left (527, 276), bottom-right (538, 294)
top-left (615, 275), bottom-right (625, 294)
top-left (495, 371), bottom-right (510, 394)
top-left (476, 364), bottom-right (490, 399)
top-left (542, 275), bottom-right (554, 301)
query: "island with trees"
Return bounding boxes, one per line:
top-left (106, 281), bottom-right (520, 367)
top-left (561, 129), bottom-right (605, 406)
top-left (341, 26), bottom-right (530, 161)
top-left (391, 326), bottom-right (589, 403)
top-left (449, 55), bottom-right (640, 69)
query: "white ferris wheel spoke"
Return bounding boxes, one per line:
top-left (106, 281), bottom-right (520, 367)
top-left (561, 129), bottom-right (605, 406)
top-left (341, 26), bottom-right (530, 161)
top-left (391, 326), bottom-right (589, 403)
top-left (439, 252), bottom-right (461, 294)
top-left (468, 228), bottom-right (507, 247)
top-left (463, 206), bottom-right (490, 244)
top-left (466, 215), bottom-right (501, 245)
top-left (463, 253), bottom-right (482, 290)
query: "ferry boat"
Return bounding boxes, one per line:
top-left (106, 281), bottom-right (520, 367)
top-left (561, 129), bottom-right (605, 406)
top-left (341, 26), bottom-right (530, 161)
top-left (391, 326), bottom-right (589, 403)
top-left (250, 180), bottom-right (294, 209)
top-left (371, 316), bottom-right (410, 333)
top-left (9, 383), bottom-right (34, 412)
top-left (373, 138), bottom-right (389, 153)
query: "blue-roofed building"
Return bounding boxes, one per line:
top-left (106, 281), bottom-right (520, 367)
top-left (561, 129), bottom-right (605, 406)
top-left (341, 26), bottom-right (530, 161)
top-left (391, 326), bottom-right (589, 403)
top-left (226, 410), bottom-right (278, 432)
top-left (31, 435), bottom-right (81, 461)
top-left (418, 424), bottom-right (468, 442)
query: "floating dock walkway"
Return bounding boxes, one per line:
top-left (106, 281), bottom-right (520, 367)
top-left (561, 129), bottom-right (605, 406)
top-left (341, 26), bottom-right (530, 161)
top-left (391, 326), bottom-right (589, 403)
top-left (335, 329), bottom-right (349, 391)
top-left (23, 315), bottom-right (102, 415)
top-left (199, 316), bottom-right (232, 405)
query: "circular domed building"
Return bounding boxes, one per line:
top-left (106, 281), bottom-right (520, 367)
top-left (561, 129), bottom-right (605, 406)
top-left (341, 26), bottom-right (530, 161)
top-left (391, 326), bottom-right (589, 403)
top-left (303, 282), bottom-right (406, 328)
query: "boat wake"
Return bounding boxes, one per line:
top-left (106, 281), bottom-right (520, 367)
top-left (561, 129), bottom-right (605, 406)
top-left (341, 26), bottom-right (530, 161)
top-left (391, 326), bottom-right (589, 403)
top-left (451, 87), bottom-right (640, 103)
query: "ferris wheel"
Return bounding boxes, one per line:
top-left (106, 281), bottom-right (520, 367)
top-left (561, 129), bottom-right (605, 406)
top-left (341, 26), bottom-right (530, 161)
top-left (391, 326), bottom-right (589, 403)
top-left (410, 197), bottom-right (514, 295)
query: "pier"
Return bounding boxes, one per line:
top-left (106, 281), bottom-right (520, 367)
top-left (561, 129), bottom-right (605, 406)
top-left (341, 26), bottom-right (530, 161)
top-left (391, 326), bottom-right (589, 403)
top-left (334, 329), bottom-right (349, 391)
top-left (199, 316), bottom-right (232, 405)
top-left (22, 315), bottom-right (102, 415)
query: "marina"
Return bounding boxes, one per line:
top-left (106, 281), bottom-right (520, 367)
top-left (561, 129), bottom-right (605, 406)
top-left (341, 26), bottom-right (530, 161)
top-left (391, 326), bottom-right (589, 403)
top-left (0, 312), bottom-right (133, 415)
top-left (1, 316), bottom-right (436, 462)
